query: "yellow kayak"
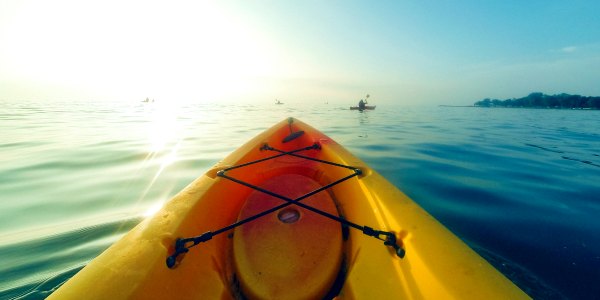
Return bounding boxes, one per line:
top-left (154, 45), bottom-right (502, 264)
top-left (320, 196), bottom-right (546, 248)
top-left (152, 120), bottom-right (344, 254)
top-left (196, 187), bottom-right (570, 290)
top-left (50, 118), bottom-right (529, 299)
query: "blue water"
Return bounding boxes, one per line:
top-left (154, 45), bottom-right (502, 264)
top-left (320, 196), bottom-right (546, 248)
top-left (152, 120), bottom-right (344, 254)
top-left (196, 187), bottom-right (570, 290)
top-left (1, 101), bottom-right (599, 299)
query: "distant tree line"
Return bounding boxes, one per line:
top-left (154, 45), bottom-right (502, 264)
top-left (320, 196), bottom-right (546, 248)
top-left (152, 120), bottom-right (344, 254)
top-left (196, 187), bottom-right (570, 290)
top-left (474, 92), bottom-right (600, 109)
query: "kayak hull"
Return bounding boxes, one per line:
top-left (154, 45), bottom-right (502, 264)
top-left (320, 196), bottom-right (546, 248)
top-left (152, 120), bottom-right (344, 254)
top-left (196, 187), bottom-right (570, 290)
top-left (49, 118), bottom-right (529, 299)
top-left (350, 105), bottom-right (376, 110)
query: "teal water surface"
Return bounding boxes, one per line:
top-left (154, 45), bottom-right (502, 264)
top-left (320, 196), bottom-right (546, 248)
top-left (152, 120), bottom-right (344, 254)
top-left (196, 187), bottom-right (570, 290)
top-left (1, 101), bottom-right (599, 299)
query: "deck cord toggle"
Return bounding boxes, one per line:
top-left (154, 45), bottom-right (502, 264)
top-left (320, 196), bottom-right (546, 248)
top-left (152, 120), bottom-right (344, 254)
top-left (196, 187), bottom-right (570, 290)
top-left (166, 143), bottom-right (405, 268)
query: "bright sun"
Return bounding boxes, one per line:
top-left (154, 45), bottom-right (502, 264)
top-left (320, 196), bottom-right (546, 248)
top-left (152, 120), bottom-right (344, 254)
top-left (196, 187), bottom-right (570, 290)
top-left (1, 0), bottom-right (281, 102)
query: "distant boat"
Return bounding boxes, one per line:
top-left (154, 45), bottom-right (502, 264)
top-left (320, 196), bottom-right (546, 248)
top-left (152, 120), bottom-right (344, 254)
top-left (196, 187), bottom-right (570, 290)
top-left (351, 94), bottom-right (375, 111)
top-left (142, 98), bottom-right (155, 103)
top-left (275, 99), bottom-right (284, 105)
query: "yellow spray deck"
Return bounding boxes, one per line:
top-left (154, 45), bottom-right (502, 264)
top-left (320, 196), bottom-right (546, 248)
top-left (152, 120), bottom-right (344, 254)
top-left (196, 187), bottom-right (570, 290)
top-left (50, 118), bottom-right (530, 299)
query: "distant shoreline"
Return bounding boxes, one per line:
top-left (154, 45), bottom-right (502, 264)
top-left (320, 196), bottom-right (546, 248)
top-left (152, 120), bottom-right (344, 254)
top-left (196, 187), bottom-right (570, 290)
top-left (473, 92), bottom-right (600, 110)
top-left (439, 104), bottom-right (598, 110)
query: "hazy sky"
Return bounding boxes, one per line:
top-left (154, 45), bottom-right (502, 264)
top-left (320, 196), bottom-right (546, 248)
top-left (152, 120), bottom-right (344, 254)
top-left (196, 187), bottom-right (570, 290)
top-left (1, 0), bottom-right (599, 105)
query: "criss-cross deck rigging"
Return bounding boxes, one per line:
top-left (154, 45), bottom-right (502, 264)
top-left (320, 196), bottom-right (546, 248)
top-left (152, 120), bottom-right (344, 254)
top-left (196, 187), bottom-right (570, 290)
top-left (166, 143), bottom-right (405, 268)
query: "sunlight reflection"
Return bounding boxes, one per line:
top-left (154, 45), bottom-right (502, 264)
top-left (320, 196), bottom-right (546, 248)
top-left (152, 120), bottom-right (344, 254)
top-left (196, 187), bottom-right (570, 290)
top-left (155, 142), bottom-right (181, 178)
top-left (133, 102), bottom-right (187, 217)
top-left (147, 103), bottom-right (180, 153)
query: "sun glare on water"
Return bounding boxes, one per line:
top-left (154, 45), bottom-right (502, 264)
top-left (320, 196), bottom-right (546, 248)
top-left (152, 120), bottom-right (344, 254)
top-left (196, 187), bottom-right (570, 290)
top-left (146, 103), bottom-right (182, 153)
top-left (139, 100), bottom-right (185, 193)
top-left (134, 117), bottom-right (179, 218)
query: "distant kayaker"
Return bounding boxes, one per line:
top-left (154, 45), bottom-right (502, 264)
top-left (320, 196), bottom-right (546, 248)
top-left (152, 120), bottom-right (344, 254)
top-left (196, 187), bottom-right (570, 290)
top-left (358, 99), bottom-right (366, 110)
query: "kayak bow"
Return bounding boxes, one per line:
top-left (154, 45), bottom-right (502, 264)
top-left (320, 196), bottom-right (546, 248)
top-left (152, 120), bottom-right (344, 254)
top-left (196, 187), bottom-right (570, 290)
top-left (49, 118), bottom-right (529, 299)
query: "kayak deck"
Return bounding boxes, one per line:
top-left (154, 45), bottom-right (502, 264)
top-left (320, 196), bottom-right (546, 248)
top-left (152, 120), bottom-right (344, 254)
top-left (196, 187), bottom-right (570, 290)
top-left (49, 118), bottom-right (529, 299)
top-left (233, 173), bottom-right (343, 299)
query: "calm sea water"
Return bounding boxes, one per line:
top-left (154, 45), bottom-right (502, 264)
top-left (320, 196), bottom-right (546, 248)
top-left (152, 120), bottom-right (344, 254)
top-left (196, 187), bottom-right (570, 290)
top-left (1, 101), bottom-right (599, 299)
